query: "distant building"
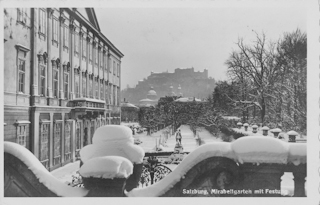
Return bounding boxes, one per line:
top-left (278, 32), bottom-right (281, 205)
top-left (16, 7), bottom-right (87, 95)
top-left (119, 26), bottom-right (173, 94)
top-left (139, 86), bottom-right (158, 107)
top-left (121, 67), bottom-right (215, 105)
top-left (4, 8), bottom-right (122, 170)
top-left (120, 101), bottom-right (139, 122)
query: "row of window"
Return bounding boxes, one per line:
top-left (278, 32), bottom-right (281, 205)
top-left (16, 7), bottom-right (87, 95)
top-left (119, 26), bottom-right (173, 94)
top-left (33, 8), bottom-right (120, 76)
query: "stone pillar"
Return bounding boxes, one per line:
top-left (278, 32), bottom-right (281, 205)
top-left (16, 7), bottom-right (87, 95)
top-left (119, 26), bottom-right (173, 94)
top-left (59, 12), bottom-right (65, 99)
top-left (32, 111), bottom-right (40, 158)
top-left (31, 8), bottom-right (39, 97)
top-left (47, 8), bottom-right (53, 98)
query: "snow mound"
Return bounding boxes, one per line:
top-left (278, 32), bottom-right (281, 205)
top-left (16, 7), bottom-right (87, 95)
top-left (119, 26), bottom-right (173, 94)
top-left (127, 142), bottom-right (235, 197)
top-left (288, 143), bottom-right (307, 165)
top-left (80, 142), bottom-right (145, 164)
top-left (79, 156), bottom-right (133, 179)
top-left (92, 125), bottom-right (134, 144)
top-left (4, 142), bottom-right (88, 197)
top-left (231, 136), bottom-right (289, 164)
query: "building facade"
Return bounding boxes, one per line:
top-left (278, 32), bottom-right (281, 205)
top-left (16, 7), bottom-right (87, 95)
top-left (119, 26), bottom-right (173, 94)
top-left (4, 8), bottom-right (123, 170)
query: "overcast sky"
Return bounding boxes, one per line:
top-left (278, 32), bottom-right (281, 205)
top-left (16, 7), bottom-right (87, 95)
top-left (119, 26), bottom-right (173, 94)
top-left (95, 0), bottom-right (306, 89)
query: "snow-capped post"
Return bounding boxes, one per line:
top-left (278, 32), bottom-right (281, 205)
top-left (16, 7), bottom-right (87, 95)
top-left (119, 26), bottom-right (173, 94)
top-left (237, 122), bottom-right (243, 129)
top-left (80, 125), bottom-right (145, 192)
top-left (261, 126), bottom-right (269, 136)
top-left (287, 130), bottom-right (298, 143)
top-left (243, 123), bottom-right (249, 131)
top-left (252, 124), bottom-right (258, 133)
top-left (271, 128), bottom-right (282, 138)
top-left (79, 156), bottom-right (133, 197)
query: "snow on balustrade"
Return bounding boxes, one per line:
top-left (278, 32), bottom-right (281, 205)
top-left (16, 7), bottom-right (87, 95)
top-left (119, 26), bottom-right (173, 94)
top-left (127, 136), bottom-right (306, 197)
top-left (80, 125), bottom-right (145, 164)
top-left (4, 141), bottom-right (89, 197)
top-left (231, 136), bottom-right (289, 164)
top-left (127, 142), bottom-right (234, 197)
top-left (287, 143), bottom-right (307, 165)
top-left (79, 156), bottom-right (133, 179)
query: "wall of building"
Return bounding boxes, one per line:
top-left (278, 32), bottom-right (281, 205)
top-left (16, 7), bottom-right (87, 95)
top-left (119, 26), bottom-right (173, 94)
top-left (3, 8), bottom-right (123, 171)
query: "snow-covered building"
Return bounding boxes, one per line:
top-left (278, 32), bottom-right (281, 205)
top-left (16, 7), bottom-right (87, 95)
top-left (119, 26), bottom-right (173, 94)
top-left (4, 8), bottom-right (123, 171)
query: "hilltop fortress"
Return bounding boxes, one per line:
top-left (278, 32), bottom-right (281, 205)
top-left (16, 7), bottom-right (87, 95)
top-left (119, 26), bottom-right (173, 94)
top-left (121, 67), bottom-right (216, 105)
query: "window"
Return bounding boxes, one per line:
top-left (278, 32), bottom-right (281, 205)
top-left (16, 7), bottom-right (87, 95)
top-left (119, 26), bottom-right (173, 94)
top-left (63, 26), bottom-right (69, 50)
top-left (53, 122), bottom-right (62, 165)
top-left (99, 49), bottom-right (103, 67)
top-left (95, 78), bottom-right (99, 99)
top-left (17, 8), bottom-right (27, 24)
top-left (95, 46), bottom-right (98, 65)
top-left (82, 37), bottom-right (86, 59)
top-left (109, 84), bottom-right (113, 105)
top-left (113, 86), bottom-right (116, 105)
top-left (53, 65), bottom-right (59, 98)
top-left (117, 87), bottom-right (120, 106)
top-left (64, 71), bottom-right (69, 99)
top-left (89, 76), bottom-right (93, 98)
top-left (17, 125), bottom-right (26, 147)
top-left (105, 81), bottom-right (108, 104)
top-left (113, 61), bottom-right (116, 75)
top-left (40, 122), bottom-right (50, 169)
top-left (18, 59), bottom-right (25, 93)
top-left (64, 121), bottom-right (71, 161)
top-left (74, 33), bottom-right (79, 56)
top-left (40, 65), bottom-right (46, 96)
top-left (75, 70), bottom-right (80, 98)
top-left (89, 42), bottom-right (92, 63)
top-left (109, 56), bottom-right (112, 73)
top-left (104, 53), bottom-right (107, 71)
top-left (82, 73), bottom-right (86, 97)
top-left (117, 63), bottom-right (120, 77)
top-left (39, 9), bottom-right (46, 35)
top-left (100, 80), bottom-right (103, 100)
top-left (52, 18), bottom-right (58, 44)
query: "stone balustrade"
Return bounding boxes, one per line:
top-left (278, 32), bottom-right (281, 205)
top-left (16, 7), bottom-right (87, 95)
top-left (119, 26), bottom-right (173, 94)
top-left (4, 135), bottom-right (307, 197)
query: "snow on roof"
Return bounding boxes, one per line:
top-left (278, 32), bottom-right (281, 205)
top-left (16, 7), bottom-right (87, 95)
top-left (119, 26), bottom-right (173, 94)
top-left (92, 125), bottom-right (134, 144)
top-left (271, 128), bottom-right (282, 133)
top-left (287, 130), bottom-right (299, 136)
top-left (80, 142), bottom-right (145, 164)
top-left (262, 126), bottom-right (270, 131)
top-left (175, 97), bottom-right (201, 102)
top-left (4, 142), bottom-right (88, 197)
top-left (79, 156), bottom-right (133, 179)
top-left (231, 136), bottom-right (289, 164)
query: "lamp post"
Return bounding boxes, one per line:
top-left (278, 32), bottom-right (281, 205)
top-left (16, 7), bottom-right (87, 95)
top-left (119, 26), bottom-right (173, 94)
top-left (262, 126), bottom-right (269, 136)
top-left (287, 130), bottom-right (298, 143)
top-left (252, 124), bottom-right (258, 134)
